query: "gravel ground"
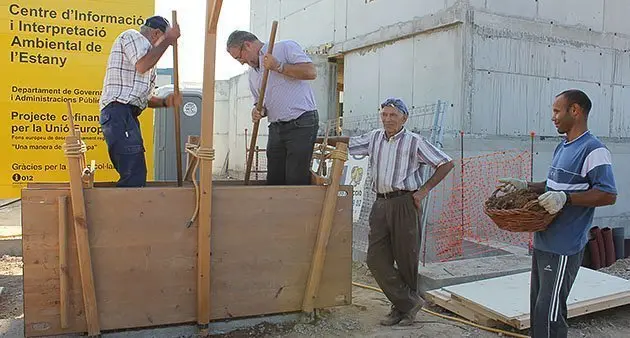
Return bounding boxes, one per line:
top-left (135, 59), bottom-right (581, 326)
top-left (599, 257), bottom-right (630, 280)
top-left (2, 198), bottom-right (630, 337)
top-left (0, 255), bottom-right (23, 320)
top-left (2, 256), bottom-right (630, 337)
top-left (210, 259), bottom-right (630, 338)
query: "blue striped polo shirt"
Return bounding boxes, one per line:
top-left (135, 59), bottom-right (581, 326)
top-left (534, 131), bottom-right (617, 256)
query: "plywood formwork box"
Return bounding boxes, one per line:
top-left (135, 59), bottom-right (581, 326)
top-left (20, 1), bottom-right (353, 336)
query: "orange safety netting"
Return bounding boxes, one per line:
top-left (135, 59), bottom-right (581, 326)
top-left (421, 149), bottom-right (533, 264)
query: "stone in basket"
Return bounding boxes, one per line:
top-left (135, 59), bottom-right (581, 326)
top-left (483, 188), bottom-right (559, 233)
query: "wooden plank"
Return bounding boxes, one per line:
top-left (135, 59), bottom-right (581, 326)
top-left (21, 185), bottom-right (352, 337)
top-left (27, 181), bottom-right (180, 189)
top-left (441, 267), bottom-right (630, 330)
top-left (172, 10), bottom-right (183, 187)
top-left (448, 293), bottom-right (516, 328)
top-left (511, 292), bottom-right (630, 329)
top-left (197, 0), bottom-right (223, 331)
top-left (58, 196), bottom-right (69, 329)
top-left (302, 142), bottom-right (348, 314)
top-left (63, 134), bottom-right (100, 336)
top-left (425, 290), bottom-right (499, 327)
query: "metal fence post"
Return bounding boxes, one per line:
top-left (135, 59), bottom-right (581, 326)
top-left (419, 100), bottom-right (447, 266)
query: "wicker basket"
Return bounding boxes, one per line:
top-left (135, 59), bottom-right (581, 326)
top-left (483, 188), bottom-right (558, 233)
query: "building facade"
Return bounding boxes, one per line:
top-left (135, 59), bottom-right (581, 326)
top-left (206, 1), bottom-right (630, 259)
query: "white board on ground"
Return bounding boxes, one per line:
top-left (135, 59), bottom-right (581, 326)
top-left (442, 267), bottom-right (630, 328)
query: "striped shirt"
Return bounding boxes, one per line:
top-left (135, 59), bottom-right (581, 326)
top-left (99, 29), bottom-right (157, 111)
top-left (348, 128), bottom-right (452, 193)
top-left (535, 130), bottom-right (617, 256)
top-left (248, 40), bottom-right (317, 123)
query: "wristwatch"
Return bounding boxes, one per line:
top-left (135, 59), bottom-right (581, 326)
top-left (277, 62), bottom-right (284, 73)
top-left (162, 98), bottom-right (167, 107)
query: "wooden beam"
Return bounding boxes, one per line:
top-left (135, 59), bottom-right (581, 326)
top-left (197, 0), bottom-right (223, 333)
top-left (315, 136), bottom-right (350, 147)
top-left (172, 10), bottom-right (183, 187)
top-left (302, 142), bottom-right (348, 315)
top-left (63, 120), bottom-right (100, 336)
top-left (244, 20), bottom-right (278, 184)
top-left (58, 196), bottom-right (69, 329)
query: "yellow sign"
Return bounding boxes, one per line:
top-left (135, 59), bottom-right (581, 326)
top-left (0, 0), bottom-right (155, 198)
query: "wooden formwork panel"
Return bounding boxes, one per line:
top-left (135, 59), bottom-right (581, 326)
top-left (22, 185), bottom-right (353, 337)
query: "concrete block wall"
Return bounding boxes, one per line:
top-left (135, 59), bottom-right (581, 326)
top-left (225, 73), bottom-right (260, 176)
top-left (463, 1), bottom-right (630, 232)
top-left (468, 7), bottom-right (630, 138)
top-left (471, 0), bottom-right (630, 37)
top-left (343, 26), bottom-right (464, 132)
top-left (249, 0), bottom-right (461, 48)
top-left (240, 0), bottom-right (630, 260)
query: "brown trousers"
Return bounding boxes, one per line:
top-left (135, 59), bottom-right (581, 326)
top-left (366, 191), bottom-right (422, 313)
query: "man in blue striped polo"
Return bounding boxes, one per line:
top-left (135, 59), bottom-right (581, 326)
top-left (226, 30), bottom-right (318, 185)
top-left (349, 97), bottom-right (455, 326)
top-left (499, 89), bottom-right (617, 338)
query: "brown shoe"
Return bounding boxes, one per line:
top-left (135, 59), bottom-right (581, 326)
top-left (380, 306), bottom-right (404, 326)
top-left (398, 299), bottom-right (424, 326)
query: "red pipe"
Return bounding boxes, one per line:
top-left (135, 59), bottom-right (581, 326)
top-left (602, 227), bottom-right (616, 267)
top-left (588, 237), bottom-right (601, 270)
top-left (591, 227), bottom-right (607, 267)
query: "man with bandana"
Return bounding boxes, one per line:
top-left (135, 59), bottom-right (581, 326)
top-left (348, 97), bottom-right (455, 326)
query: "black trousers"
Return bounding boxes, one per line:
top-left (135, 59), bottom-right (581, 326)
top-left (530, 248), bottom-right (583, 338)
top-left (366, 191), bottom-right (422, 313)
top-left (266, 110), bottom-right (319, 185)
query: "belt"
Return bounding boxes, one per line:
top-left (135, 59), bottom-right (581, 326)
top-left (269, 110), bottom-right (317, 125)
top-left (104, 101), bottom-right (143, 116)
top-left (376, 190), bottom-right (414, 199)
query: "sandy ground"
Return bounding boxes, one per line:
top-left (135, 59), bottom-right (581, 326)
top-left (214, 260), bottom-right (630, 338)
top-left (2, 256), bottom-right (630, 337)
top-left (2, 201), bottom-right (630, 337)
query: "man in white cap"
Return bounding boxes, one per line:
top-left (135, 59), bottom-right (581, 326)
top-left (99, 16), bottom-right (182, 187)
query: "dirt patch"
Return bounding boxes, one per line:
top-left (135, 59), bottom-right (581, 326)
top-left (0, 255), bottom-right (23, 320)
top-left (209, 285), bottom-right (498, 338)
top-left (485, 189), bottom-right (545, 212)
top-left (215, 260), bottom-right (630, 338)
top-left (599, 258), bottom-right (630, 280)
top-left (2, 254), bottom-right (630, 337)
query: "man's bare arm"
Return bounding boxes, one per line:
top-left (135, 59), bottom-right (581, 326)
top-left (527, 181), bottom-right (547, 194)
top-left (568, 189), bottom-right (616, 207)
top-left (136, 25), bottom-right (180, 73)
top-left (147, 93), bottom-right (182, 109)
top-left (420, 161), bottom-right (455, 193)
top-left (147, 96), bottom-right (166, 108)
top-left (136, 40), bottom-right (171, 73)
top-left (279, 62), bottom-right (316, 80)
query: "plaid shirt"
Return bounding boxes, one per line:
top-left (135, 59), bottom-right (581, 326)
top-left (349, 128), bottom-right (452, 194)
top-left (99, 29), bottom-right (156, 111)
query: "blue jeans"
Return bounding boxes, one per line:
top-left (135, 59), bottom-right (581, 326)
top-left (99, 102), bottom-right (147, 187)
top-left (266, 110), bottom-right (319, 185)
